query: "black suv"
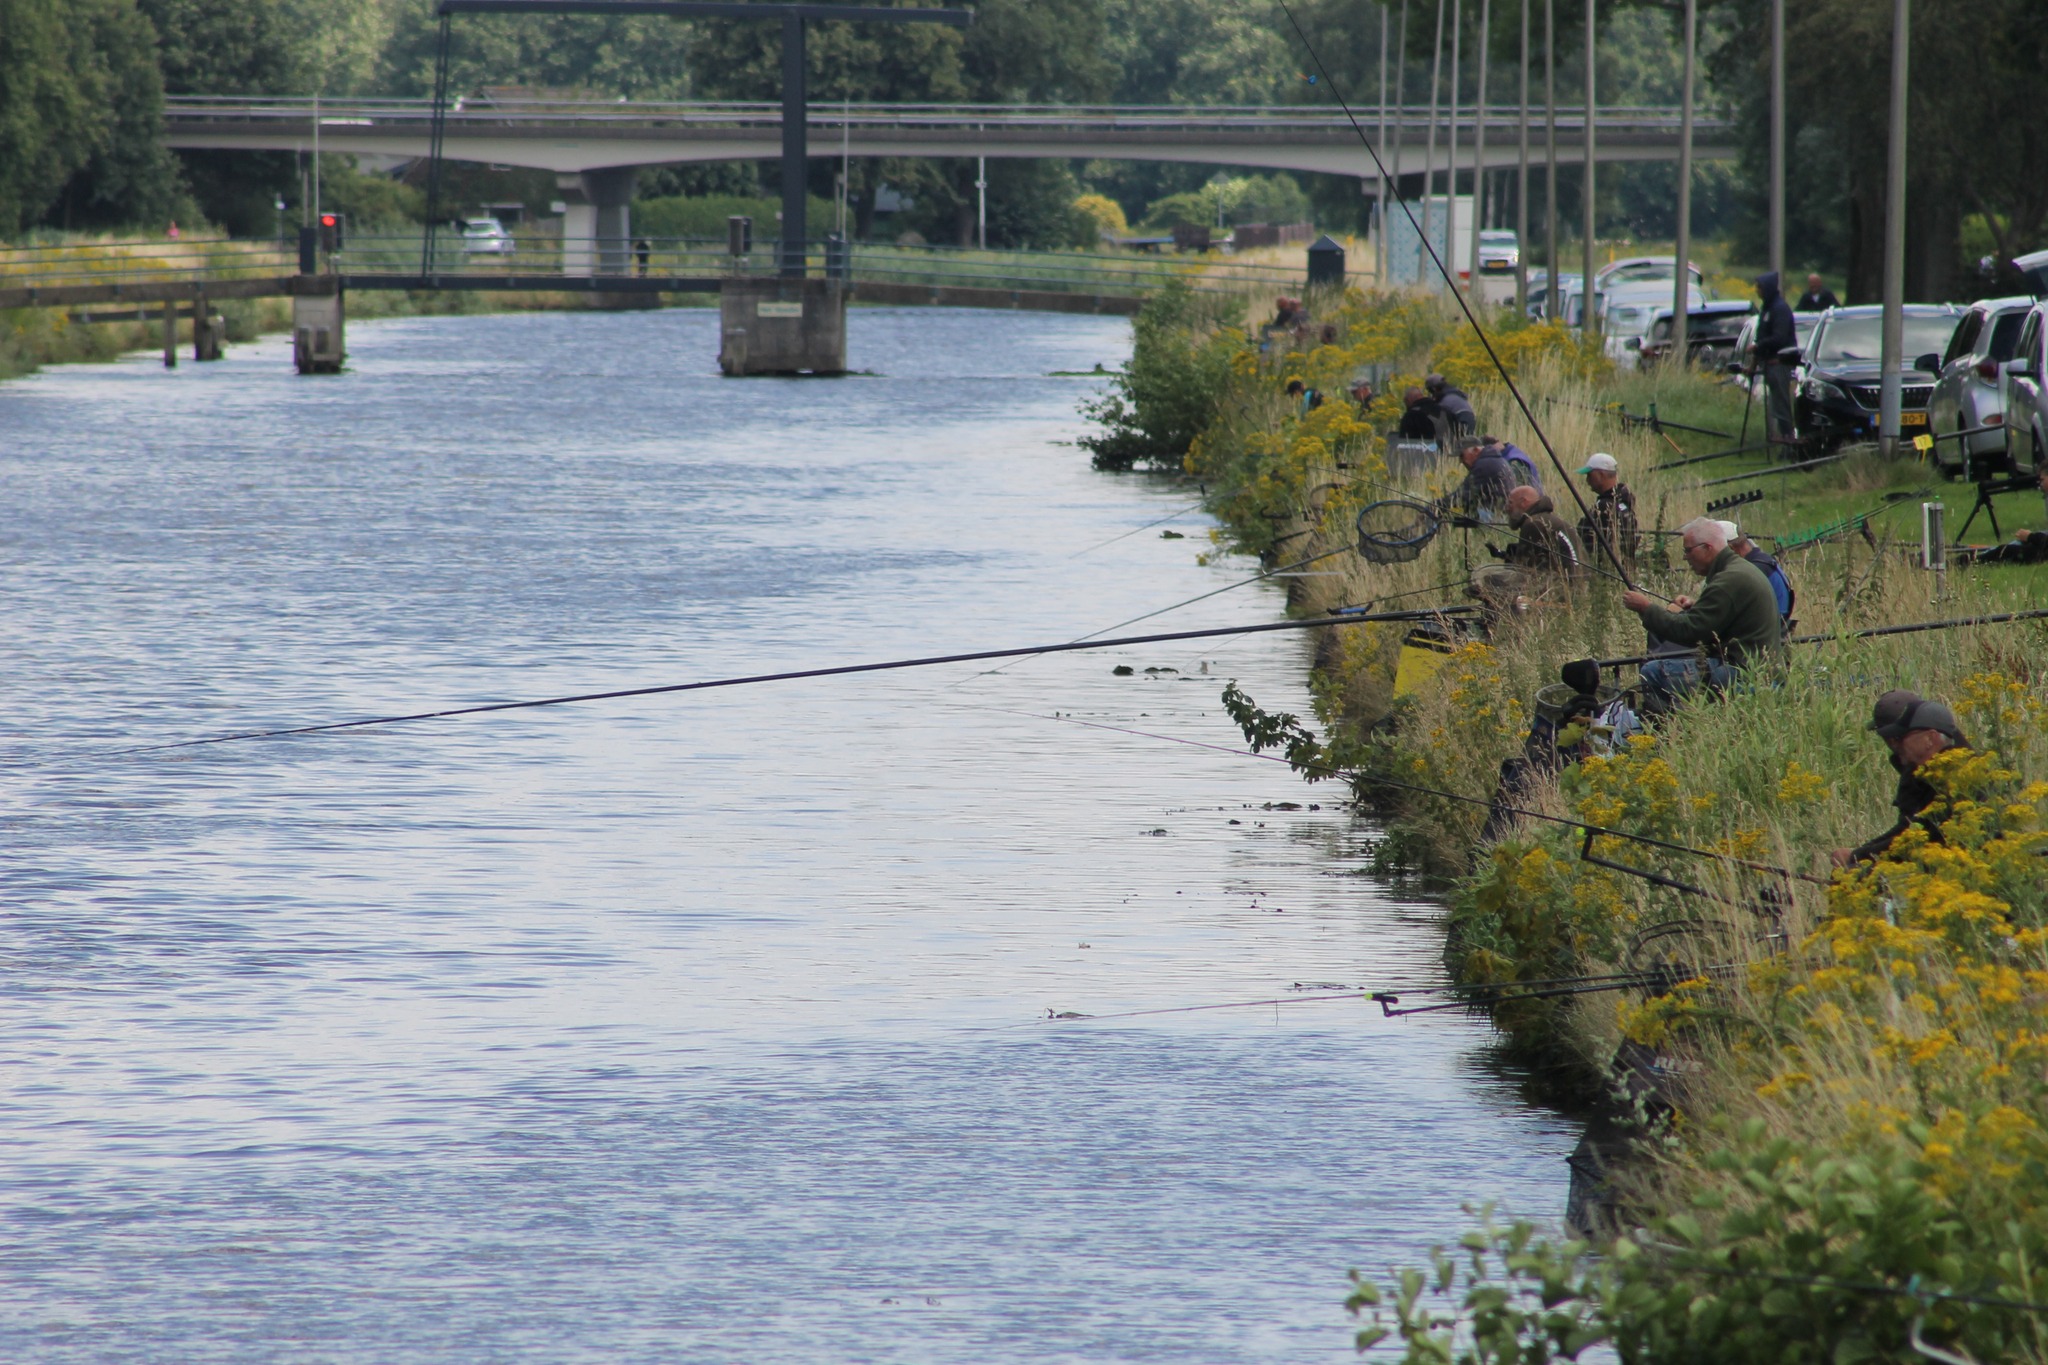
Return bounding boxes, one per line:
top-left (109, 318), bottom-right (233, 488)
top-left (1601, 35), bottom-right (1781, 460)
top-left (1795, 304), bottom-right (1964, 446)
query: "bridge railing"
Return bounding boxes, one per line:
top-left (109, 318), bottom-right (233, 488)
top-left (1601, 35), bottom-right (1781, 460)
top-left (0, 236), bottom-right (295, 292)
top-left (162, 93), bottom-right (1720, 132)
top-left (334, 232), bottom-right (1314, 298)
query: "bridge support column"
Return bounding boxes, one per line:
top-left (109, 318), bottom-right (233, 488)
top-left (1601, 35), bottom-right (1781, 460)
top-left (719, 278), bottom-right (846, 376)
top-left (292, 282), bottom-right (345, 375)
top-left (559, 168), bottom-right (637, 280)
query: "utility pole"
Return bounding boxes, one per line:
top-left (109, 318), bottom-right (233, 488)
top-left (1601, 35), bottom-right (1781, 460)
top-left (1769, 0), bottom-right (1785, 282)
top-left (1672, 0), bottom-right (1695, 369)
top-left (1581, 0), bottom-right (1597, 341)
top-left (1516, 0), bottom-right (1529, 314)
top-left (976, 154), bottom-right (987, 250)
top-left (1422, 0), bottom-right (1445, 284)
top-left (1878, 0), bottom-right (1909, 458)
top-left (1543, 0), bottom-right (1557, 319)
top-left (1447, 0), bottom-right (1462, 290)
top-left (1468, 0), bottom-right (1491, 294)
top-left (1393, 0), bottom-right (1410, 282)
top-left (1378, 2), bottom-right (1390, 283)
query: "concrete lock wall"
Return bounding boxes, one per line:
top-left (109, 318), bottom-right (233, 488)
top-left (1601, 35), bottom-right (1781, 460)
top-left (719, 280), bottom-right (847, 376)
top-left (293, 292), bottom-right (345, 374)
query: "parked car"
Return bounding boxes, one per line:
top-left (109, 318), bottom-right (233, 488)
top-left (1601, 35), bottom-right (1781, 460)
top-left (1640, 300), bottom-right (1755, 370)
top-left (1926, 295), bottom-right (2033, 477)
top-left (1477, 229), bottom-right (1519, 274)
top-left (1525, 273), bottom-right (1586, 325)
top-left (1602, 283), bottom-right (1704, 369)
top-left (461, 218), bottom-right (515, 255)
top-left (1794, 304), bottom-right (1965, 446)
top-left (2003, 301), bottom-right (2048, 473)
top-left (1594, 255), bottom-right (1705, 292)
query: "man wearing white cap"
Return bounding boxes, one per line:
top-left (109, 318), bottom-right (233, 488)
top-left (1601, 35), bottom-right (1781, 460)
top-left (1718, 520), bottom-right (1794, 625)
top-left (1574, 453), bottom-right (1638, 573)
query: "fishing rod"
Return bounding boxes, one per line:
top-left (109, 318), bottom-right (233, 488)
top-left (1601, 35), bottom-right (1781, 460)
top-left (1006, 707), bottom-right (1830, 887)
top-left (1271, 1), bottom-right (1643, 598)
top-left (46, 607), bottom-right (1478, 765)
top-left (1619, 407), bottom-right (1735, 442)
top-left (1699, 452), bottom-right (1846, 487)
top-left (1067, 499), bottom-right (1207, 557)
top-left (1590, 607), bottom-right (2048, 669)
top-left (1655, 441), bottom-right (1771, 472)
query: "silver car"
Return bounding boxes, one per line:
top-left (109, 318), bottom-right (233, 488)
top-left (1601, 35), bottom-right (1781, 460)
top-left (2004, 301), bottom-right (2048, 473)
top-left (1926, 295), bottom-right (2033, 476)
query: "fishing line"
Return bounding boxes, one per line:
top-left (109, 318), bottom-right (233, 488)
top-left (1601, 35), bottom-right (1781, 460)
top-left (1272, 2), bottom-right (1640, 594)
top-left (1067, 499), bottom-right (1208, 557)
top-left (953, 543), bottom-right (1363, 685)
top-left (994, 706), bottom-right (1829, 885)
top-left (32, 608), bottom-right (1477, 767)
top-left (1591, 607), bottom-right (2048, 669)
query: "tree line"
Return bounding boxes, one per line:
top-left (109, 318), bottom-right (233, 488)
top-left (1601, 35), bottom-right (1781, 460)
top-left (0, 0), bottom-right (2041, 291)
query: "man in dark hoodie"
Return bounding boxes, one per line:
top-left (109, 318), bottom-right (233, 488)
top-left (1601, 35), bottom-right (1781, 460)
top-left (1447, 437), bottom-right (1515, 519)
top-left (1471, 485), bottom-right (1585, 610)
top-left (1831, 691), bottom-right (1970, 867)
top-left (1426, 373), bottom-right (1478, 436)
top-left (1751, 272), bottom-right (1800, 445)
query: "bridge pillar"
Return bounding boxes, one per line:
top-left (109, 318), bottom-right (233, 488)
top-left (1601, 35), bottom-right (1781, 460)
top-left (719, 278), bottom-right (846, 377)
top-left (558, 168), bottom-right (637, 279)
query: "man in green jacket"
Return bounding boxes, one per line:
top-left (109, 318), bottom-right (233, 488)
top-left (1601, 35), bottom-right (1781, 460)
top-left (1621, 517), bottom-right (1783, 706)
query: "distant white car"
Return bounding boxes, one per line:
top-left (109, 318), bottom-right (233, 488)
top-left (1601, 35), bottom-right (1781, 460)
top-left (1603, 283), bottom-right (1704, 369)
top-left (1476, 229), bottom-right (1519, 274)
top-left (461, 218), bottom-right (515, 255)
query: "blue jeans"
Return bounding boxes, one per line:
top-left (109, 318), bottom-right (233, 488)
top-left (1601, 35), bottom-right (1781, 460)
top-left (1640, 655), bottom-right (1738, 706)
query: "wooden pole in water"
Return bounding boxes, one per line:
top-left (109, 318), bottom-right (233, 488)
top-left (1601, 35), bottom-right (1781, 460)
top-left (162, 298), bottom-right (176, 369)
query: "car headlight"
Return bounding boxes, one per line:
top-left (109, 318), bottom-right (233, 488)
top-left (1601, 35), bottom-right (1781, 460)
top-left (1803, 379), bottom-right (1845, 403)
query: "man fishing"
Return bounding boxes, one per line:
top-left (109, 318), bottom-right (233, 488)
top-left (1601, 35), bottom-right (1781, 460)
top-left (1445, 437), bottom-right (1515, 519)
top-left (1621, 517), bottom-right (1782, 705)
top-left (1574, 453), bottom-right (1638, 573)
top-left (1425, 373), bottom-right (1477, 436)
top-left (1397, 386), bottom-right (1449, 441)
top-left (1832, 692), bottom-right (1970, 867)
top-left (1721, 521), bottom-right (1794, 627)
top-left (1470, 486), bottom-right (1585, 611)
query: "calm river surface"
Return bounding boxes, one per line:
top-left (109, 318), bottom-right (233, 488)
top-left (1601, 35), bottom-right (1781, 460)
top-left (0, 307), bottom-right (1573, 1362)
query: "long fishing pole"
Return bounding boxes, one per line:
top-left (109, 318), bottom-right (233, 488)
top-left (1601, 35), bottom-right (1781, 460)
top-left (1591, 607), bottom-right (2048, 669)
top-left (1001, 706), bottom-right (1829, 885)
top-left (41, 607), bottom-right (1476, 765)
top-left (1271, 0), bottom-right (1642, 597)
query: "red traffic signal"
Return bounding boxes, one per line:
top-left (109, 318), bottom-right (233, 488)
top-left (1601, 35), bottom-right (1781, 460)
top-left (317, 212), bottom-right (344, 251)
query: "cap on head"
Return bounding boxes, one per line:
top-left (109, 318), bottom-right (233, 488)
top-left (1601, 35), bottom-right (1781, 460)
top-left (1577, 452), bottom-right (1618, 474)
top-left (1425, 373), bottom-right (1447, 392)
top-left (1873, 697), bottom-right (1963, 742)
top-left (1867, 689), bottom-right (1924, 734)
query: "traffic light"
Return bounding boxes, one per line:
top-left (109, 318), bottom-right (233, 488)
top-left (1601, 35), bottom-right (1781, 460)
top-left (318, 212), bottom-right (344, 253)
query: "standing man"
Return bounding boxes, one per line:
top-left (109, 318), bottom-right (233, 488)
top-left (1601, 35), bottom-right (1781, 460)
top-left (1831, 692), bottom-right (1970, 867)
top-left (1795, 273), bottom-right (1839, 311)
top-left (1575, 453), bottom-right (1638, 573)
top-left (1620, 518), bottom-right (1782, 704)
top-left (1750, 272), bottom-right (1799, 447)
top-left (1426, 373), bottom-right (1478, 436)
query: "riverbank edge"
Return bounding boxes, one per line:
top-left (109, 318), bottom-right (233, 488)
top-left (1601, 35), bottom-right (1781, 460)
top-left (1091, 283), bottom-right (2048, 1360)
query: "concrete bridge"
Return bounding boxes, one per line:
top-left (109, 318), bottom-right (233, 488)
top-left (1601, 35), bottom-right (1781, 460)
top-left (164, 95), bottom-right (1733, 182)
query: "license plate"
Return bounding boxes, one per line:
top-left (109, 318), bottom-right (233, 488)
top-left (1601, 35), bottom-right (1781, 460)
top-left (1901, 411), bottom-right (1927, 427)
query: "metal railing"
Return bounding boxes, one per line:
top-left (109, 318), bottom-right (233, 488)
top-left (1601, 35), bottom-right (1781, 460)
top-left (164, 94), bottom-right (1726, 136)
top-left (0, 236), bottom-right (295, 291)
top-left (335, 232), bottom-right (1311, 297)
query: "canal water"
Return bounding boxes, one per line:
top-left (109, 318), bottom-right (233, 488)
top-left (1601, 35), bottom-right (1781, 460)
top-left (0, 308), bottom-right (1573, 1362)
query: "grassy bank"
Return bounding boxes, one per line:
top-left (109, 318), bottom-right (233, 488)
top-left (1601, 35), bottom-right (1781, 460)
top-left (1088, 284), bottom-right (2048, 1361)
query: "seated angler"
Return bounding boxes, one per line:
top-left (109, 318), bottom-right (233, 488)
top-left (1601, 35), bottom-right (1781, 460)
top-left (1470, 486), bottom-right (1587, 611)
top-left (1446, 436), bottom-right (1515, 521)
top-left (1723, 521), bottom-right (1794, 628)
top-left (1620, 517), bottom-right (1783, 705)
top-left (1831, 692), bottom-right (1971, 867)
top-left (1397, 386), bottom-right (1449, 442)
top-left (1480, 434), bottom-right (1543, 491)
top-left (1426, 373), bottom-right (1477, 436)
